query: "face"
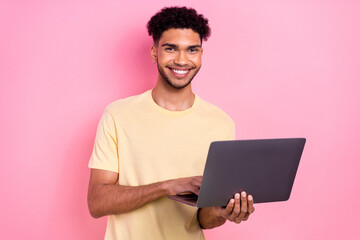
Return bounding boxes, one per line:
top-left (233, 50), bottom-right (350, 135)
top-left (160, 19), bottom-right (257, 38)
top-left (151, 28), bottom-right (203, 89)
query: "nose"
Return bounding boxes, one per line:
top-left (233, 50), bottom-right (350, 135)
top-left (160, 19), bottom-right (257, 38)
top-left (174, 51), bottom-right (188, 66)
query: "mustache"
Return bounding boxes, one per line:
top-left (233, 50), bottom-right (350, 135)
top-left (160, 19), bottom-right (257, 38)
top-left (167, 63), bottom-right (195, 69)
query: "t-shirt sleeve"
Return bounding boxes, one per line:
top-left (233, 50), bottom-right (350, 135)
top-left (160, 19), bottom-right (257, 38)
top-left (88, 109), bottom-right (119, 173)
top-left (226, 121), bottom-right (236, 140)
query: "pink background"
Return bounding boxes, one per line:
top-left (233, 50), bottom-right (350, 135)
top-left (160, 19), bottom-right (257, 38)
top-left (1, 0), bottom-right (359, 239)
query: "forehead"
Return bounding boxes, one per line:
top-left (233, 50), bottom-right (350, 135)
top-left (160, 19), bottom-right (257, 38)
top-left (158, 28), bottom-right (201, 46)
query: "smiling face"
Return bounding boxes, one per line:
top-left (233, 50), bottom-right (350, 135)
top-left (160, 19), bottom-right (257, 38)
top-left (151, 28), bottom-right (203, 89)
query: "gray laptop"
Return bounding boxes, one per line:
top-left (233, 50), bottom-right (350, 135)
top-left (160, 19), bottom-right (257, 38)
top-left (167, 138), bottom-right (306, 207)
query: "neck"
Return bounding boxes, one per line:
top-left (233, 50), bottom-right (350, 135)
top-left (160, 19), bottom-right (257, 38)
top-left (152, 79), bottom-right (195, 111)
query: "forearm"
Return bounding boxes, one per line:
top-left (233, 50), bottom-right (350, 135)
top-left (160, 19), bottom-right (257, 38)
top-left (88, 181), bottom-right (169, 218)
top-left (198, 207), bottom-right (227, 229)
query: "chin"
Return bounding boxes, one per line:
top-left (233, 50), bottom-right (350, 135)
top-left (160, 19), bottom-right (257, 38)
top-left (167, 79), bottom-right (193, 89)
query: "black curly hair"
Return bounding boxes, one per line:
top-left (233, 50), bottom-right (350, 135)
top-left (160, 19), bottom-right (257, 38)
top-left (147, 6), bottom-right (211, 45)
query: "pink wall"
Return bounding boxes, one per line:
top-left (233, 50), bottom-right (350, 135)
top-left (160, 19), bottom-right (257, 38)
top-left (1, 0), bottom-right (359, 239)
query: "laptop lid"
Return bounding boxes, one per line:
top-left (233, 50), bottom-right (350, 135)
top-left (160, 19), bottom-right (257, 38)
top-left (167, 138), bottom-right (306, 208)
top-left (196, 138), bottom-right (306, 207)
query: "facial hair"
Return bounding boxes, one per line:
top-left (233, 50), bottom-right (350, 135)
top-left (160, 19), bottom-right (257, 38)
top-left (157, 61), bottom-right (201, 90)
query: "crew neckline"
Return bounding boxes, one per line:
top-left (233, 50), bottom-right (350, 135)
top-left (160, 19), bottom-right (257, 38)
top-left (146, 89), bottom-right (200, 117)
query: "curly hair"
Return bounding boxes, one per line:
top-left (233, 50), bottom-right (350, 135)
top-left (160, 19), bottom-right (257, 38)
top-left (147, 6), bottom-right (211, 44)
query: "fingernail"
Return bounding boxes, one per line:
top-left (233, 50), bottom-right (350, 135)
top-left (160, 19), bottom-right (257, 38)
top-left (230, 199), bottom-right (235, 204)
top-left (241, 192), bottom-right (246, 197)
top-left (248, 195), bottom-right (253, 201)
top-left (235, 193), bottom-right (240, 199)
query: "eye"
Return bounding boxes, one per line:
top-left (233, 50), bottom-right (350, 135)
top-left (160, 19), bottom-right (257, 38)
top-left (165, 47), bottom-right (176, 52)
top-left (188, 48), bottom-right (199, 53)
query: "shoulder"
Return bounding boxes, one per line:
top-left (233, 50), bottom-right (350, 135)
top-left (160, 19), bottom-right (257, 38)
top-left (104, 91), bottom-right (148, 116)
top-left (197, 96), bottom-right (235, 128)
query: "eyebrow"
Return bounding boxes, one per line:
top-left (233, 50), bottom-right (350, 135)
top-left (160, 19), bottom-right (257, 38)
top-left (161, 43), bottom-right (202, 49)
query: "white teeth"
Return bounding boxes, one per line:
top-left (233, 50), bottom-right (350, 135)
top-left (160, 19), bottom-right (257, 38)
top-left (172, 69), bottom-right (189, 74)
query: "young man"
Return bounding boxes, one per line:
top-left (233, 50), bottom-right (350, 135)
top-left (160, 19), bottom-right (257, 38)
top-left (87, 7), bottom-right (255, 239)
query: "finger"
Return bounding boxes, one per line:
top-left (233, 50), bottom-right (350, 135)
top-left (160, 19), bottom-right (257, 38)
top-left (191, 177), bottom-right (202, 187)
top-left (190, 182), bottom-right (201, 195)
top-left (243, 195), bottom-right (255, 221)
top-left (224, 198), bottom-right (235, 218)
top-left (192, 180), bottom-right (202, 188)
top-left (231, 193), bottom-right (241, 220)
top-left (237, 191), bottom-right (248, 220)
top-left (192, 186), bottom-right (200, 195)
top-left (248, 195), bottom-right (255, 214)
top-left (234, 194), bottom-right (242, 224)
top-left (242, 212), bottom-right (250, 221)
top-left (234, 219), bottom-right (242, 224)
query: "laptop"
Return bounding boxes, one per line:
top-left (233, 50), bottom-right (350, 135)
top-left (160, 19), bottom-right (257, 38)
top-left (167, 138), bottom-right (306, 207)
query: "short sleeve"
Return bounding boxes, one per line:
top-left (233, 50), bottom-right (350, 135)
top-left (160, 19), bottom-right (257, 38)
top-left (88, 109), bottom-right (119, 173)
top-left (227, 121), bottom-right (236, 140)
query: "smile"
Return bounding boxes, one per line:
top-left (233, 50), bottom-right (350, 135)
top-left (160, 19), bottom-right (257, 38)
top-left (172, 69), bottom-right (189, 74)
top-left (168, 68), bottom-right (191, 78)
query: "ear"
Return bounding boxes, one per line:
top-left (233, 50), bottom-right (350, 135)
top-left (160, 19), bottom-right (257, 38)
top-left (150, 45), bottom-right (157, 63)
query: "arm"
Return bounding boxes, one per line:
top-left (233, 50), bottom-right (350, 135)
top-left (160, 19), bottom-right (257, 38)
top-left (198, 192), bottom-right (255, 229)
top-left (87, 168), bottom-right (202, 218)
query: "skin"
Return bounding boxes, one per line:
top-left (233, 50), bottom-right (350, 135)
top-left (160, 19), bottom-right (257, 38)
top-left (87, 28), bottom-right (255, 228)
top-left (150, 28), bottom-right (203, 111)
top-left (87, 169), bottom-right (202, 218)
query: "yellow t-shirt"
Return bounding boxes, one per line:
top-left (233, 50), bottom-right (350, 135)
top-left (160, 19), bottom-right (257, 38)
top-left (89, 90), bottom-right (235, 240)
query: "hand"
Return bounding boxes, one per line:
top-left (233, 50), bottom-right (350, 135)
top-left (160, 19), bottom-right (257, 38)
top-left (165, 176), bottom-right (202, 195)
top-left (214, 191), bottom-right (255, 224)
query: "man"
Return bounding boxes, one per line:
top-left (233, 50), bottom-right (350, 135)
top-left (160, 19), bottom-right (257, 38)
top-left (87, 6), bottom-right (255, 239)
